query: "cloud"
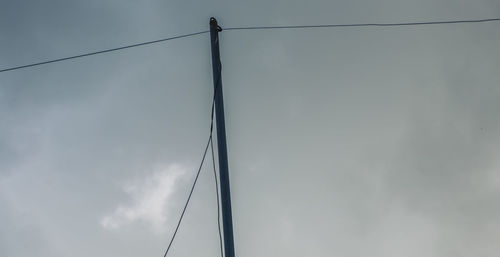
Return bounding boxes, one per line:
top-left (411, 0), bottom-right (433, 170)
top-left (100, 164), bottom-right (186, 232)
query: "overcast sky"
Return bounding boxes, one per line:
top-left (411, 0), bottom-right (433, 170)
top-left (1, 1), bottom-right (500, 257)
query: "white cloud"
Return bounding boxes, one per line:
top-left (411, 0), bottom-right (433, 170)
top-left (100, 164), bottom-right (186, 232)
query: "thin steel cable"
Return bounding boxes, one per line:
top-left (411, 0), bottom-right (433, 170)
top-left (2, 18), bottom-right (499, 74)
top-left (223, 18), bottom-right (500, 31)
top-left (162, 59), bottom-right (222, 257)
top-left (210, 61), bottom-right (222, 135)
top-left (211, 137), bottom-right (224, 257)
top-left (209, 54), bottom-right (224, 257)
top-left (162, 135), bottom-right (211, 257)
top-left (0, 30), bottom-right (209, 73)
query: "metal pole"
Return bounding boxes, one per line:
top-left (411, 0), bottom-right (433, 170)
top-left (210, 17), bottom-right (236, 257)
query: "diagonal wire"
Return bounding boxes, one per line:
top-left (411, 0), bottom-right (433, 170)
top-left (210, 56), bottom-right (224, 257)
top-left (162, 135), bottom-right (211, 257)
top-left (162, 51), bottom-right (223, 257)
top-left (211, 137), bottom-right (224, 257)
top-left (0, 30), bottom-right (209, 73)
top-left (223, 18), bottom-right (500, 31)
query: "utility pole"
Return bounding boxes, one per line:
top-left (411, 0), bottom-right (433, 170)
top-left (210, 17), bottom-right (236, 257)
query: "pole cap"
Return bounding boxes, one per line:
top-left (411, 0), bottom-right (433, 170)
top-left (210, 17), bottom-right (222, 31)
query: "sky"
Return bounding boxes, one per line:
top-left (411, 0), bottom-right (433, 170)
top-left (1, 0), bottom-right (500, 256)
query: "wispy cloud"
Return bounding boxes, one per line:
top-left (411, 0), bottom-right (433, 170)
top-left (100, 164), bottom-right (186, 232)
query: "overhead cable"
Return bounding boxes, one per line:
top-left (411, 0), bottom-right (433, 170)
top-left (162, 64), bottom-right (223, 257)
top-left (0, 30), bottom-right (209, 73)
top-left (211, 138), bottom-right (224, 257)
top-left (1, 18), bottom-right (500, 73)
top-left (162, 135), bottom-right (211, 257)
top-left (223, 18), bottom-right (500, 31)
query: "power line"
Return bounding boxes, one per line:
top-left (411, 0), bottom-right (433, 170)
top-left (210, 62), bottom-right (224, 257)
top-left (0, 30), bottom-right (209, 73)
top-left (208, 55), bottom-right (224, 257)
top-left (162, 135), bottom-right (211, 257)
top-left (162, 63), bottom-right (222, 257)
top-left (1, 17), bottom-right (499, 74)
top-left (224, 18), bottom-right (500, 31)
top-left (211, 137), bottom-right (224, 257)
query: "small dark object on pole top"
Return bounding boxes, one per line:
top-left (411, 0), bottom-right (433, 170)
top-left (210, 17), bottom-right (223, 31)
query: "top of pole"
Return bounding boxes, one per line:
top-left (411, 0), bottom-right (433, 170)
top-left (210, 17), bottom-right (223, 32)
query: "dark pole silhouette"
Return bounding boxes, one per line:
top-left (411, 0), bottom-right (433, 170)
top-left (210, 17), bottom-right (236, 257)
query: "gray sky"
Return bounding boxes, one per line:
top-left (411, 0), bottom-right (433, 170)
top-left (1, 1), bottom-right (500, 257)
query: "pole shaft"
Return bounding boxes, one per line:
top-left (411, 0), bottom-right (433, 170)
top-left (210, 17), bottom-right (236, 257)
